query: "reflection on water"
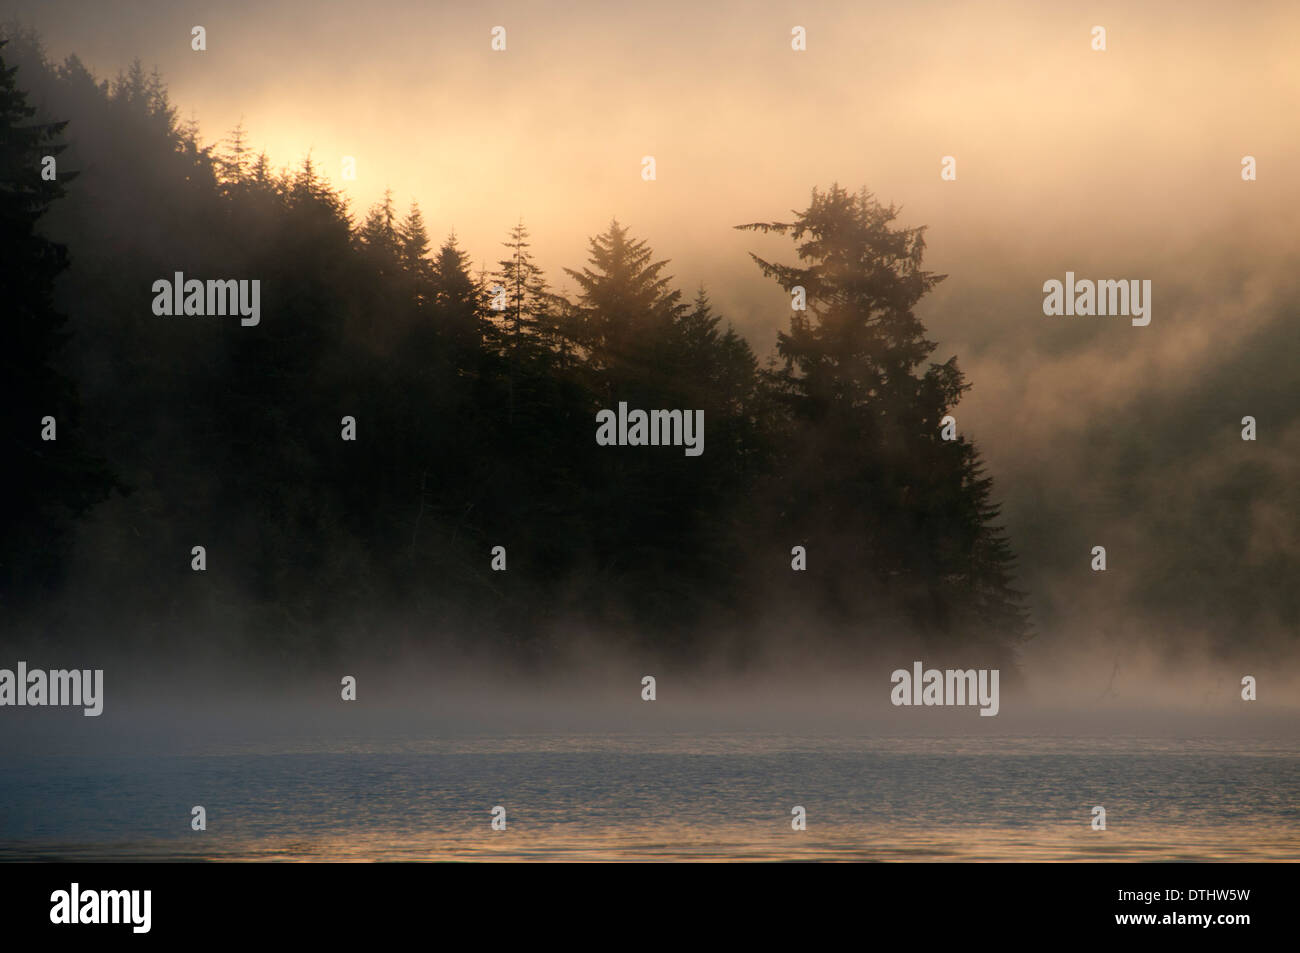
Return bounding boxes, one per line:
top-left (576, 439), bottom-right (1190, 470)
top-left (6, 825), bottom-right (1297, 863)
top-left (2, 735), bottom-right (1297, 861)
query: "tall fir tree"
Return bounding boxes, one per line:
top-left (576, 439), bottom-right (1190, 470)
top-left (430, 231), bottom-right (488, 355)
top-left (738, 185), bottom-right (1028, 649)
top-left (0, 40), bottom-right (115, 604)
top-left (492, 219), bottom-right (553, 350)
top-left (358, 188), bottom-right (401, 281)
top-left (397, 201), bottom-right (432, 308)
top-left (563, 219), bottom-right (686, 401)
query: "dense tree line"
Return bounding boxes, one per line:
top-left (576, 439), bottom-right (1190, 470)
top-left (0, 31), bottom-right (1027, 666)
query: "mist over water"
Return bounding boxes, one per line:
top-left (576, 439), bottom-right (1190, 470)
top-left (1, 1), bottom-right (1296, 865)
top-left (2, 654), bottom-right (1296, 861)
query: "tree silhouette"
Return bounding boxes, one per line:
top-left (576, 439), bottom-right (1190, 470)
top-left (564, 219), bottom-right (686, 400)
top-left (0, 39), bottom-right (115, 605)
top-left (0, 31), bottom-right (1031, 663)
top-left (738, 185), bottom-right (1028, 650)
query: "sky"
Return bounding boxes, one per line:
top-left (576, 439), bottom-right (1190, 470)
top-left (5, 0), bottom-right (1299, 683)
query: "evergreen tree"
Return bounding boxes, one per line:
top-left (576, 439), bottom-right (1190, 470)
top-left (397, 201), bottom-right (432, 312)
top-left (669, 288), bottom-right (762, 472)
top-left (738, 185), bottom-right (1028, 648)
top-left (492, 219), bottom-right (552, 350)
top-left (215, 120), bottom-right (251, 199)
top-left (430, 231), bottom-right (487, 354)
top-left (359, 188), bottom-right (400, 268)
top-left (563, 219), bottom-right (685, 398)
top-left (0, 40), bottom-right (114, 603)
top-left (398, 201), bottom-right (430, 273)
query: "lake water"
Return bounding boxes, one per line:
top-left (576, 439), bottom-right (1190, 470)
top-left (2, 732), bottom-right (1297, 861)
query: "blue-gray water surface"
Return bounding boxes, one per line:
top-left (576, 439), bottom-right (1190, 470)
top-left (2, 732), bottom-right (1296, 861)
